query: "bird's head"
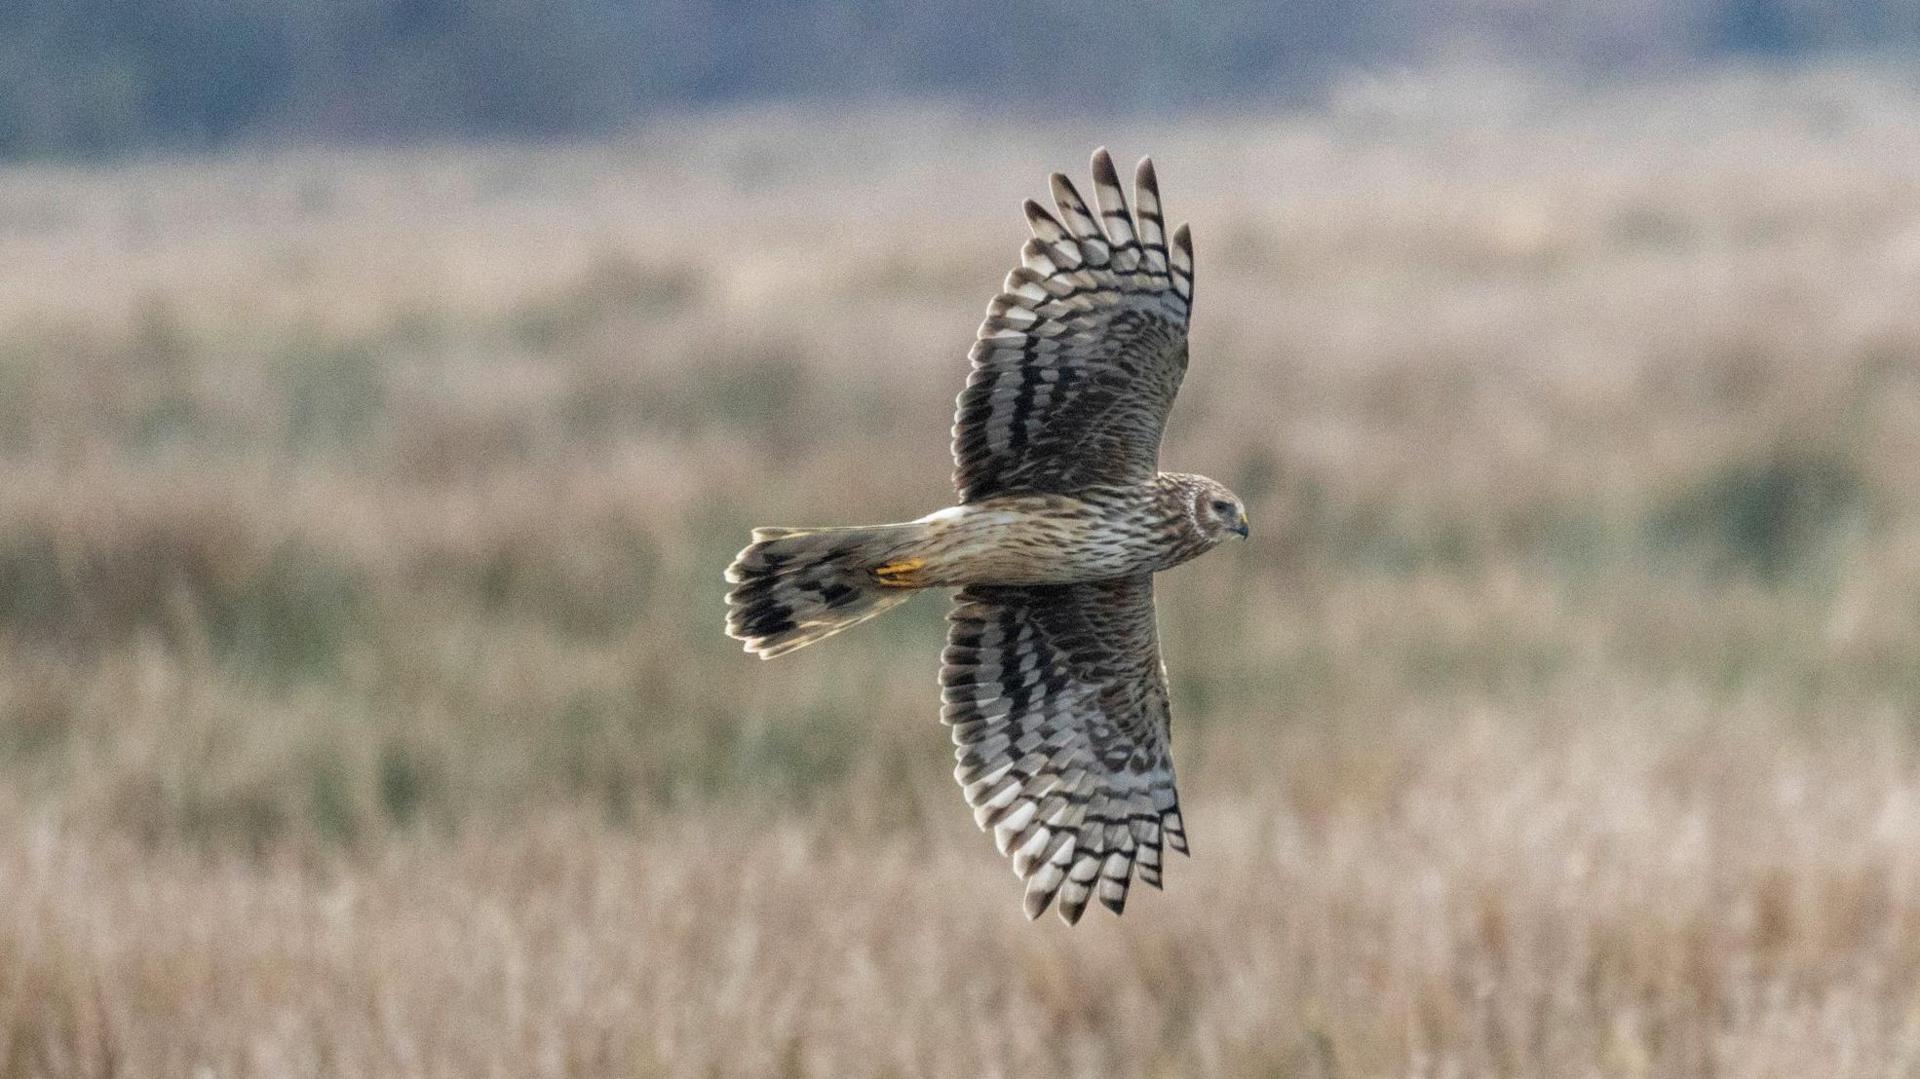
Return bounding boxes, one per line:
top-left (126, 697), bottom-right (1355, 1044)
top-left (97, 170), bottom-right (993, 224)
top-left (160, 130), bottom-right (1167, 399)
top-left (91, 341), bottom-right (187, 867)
top-left (1189, 478), bottom-right (1250, 543)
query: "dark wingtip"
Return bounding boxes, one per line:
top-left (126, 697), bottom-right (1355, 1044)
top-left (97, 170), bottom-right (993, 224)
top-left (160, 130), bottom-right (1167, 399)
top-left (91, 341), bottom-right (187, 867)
top-left (1135, 156), bottom-right (1158, 193)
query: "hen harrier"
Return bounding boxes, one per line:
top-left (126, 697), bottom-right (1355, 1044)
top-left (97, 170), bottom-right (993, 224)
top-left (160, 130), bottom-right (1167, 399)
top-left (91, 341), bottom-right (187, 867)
top-left (725, 149), bottom-right (1246, 924)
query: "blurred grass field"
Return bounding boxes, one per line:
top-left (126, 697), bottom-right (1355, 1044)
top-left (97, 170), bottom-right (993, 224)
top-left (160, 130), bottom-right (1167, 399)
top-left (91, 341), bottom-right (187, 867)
top-left (6, 65), bottom-right (1920, 1076)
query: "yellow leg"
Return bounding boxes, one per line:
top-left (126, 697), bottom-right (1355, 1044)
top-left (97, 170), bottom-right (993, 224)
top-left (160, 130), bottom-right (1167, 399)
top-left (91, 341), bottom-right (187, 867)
top-left (872, 557), bottom-right (926, 587)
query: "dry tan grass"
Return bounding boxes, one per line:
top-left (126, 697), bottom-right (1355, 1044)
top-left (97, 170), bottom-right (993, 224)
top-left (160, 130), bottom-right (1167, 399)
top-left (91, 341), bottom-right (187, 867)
top-left (6, 64), bottom-right (1920, 1076)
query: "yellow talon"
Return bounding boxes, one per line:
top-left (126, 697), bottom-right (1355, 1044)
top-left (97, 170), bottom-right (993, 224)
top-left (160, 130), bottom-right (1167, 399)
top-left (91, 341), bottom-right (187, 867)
top-left (873, 557), bottom-right (925, 584)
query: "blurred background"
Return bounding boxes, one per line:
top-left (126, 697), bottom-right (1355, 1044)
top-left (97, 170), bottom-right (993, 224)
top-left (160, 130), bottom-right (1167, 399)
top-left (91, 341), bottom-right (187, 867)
top-left (4, 3), bottom-right (1920, 1077)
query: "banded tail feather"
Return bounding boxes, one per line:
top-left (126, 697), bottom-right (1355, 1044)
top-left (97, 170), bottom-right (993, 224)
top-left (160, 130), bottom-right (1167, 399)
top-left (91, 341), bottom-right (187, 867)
top-left (724, 522), bottom-right (928, 658)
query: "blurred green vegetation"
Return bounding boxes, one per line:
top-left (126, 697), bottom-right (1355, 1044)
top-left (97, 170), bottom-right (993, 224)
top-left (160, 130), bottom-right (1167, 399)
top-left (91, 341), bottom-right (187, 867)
top-left (4, 0), bottom-right (1920, 156)
top-left (0, 284), bottom-right (1902, 851)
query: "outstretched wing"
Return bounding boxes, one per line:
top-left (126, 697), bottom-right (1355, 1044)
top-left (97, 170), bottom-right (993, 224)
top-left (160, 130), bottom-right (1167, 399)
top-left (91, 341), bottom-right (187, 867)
top-left (942, 575), bottom-right (1188, 924)
top-left (952, 148), bottom-right (1195, 502)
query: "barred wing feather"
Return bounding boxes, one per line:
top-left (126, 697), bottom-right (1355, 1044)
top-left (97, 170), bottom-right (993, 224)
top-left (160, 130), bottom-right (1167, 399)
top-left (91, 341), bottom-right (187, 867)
top-left (952, 148), bottom-right (1195, 502)
top-left (942, 576), bottom-right (1187, 923)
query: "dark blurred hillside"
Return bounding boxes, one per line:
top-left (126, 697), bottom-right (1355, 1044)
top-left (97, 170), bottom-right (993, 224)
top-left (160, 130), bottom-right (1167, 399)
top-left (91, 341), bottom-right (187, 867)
top-left (2, 0), bottom-right (1918, 157)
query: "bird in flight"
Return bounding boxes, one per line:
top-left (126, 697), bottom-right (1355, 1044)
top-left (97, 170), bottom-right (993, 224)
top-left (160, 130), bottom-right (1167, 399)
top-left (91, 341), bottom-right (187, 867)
top-left (725, 149), bottom-right (1247, 924)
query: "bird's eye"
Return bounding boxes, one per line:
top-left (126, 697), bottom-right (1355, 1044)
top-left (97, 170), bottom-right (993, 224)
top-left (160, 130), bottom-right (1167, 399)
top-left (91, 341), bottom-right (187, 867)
top-left (1210, 500), bottom-right (1233, 515)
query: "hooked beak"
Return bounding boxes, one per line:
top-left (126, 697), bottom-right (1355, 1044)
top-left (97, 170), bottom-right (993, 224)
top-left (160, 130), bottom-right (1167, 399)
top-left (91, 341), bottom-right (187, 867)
top-left (1231, 510), bottom-right (1250, 539)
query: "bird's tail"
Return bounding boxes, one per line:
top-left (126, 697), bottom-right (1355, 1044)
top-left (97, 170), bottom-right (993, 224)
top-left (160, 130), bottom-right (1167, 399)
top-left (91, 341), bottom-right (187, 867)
top-left (724, 522), bottom-right (930, 658)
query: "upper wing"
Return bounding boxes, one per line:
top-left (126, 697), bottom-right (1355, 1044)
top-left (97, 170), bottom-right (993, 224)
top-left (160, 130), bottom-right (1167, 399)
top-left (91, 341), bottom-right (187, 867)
top-left (951, 149), bottom-right (1195, 502)
top-left (942, 575), bottom-right (1188, 924)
